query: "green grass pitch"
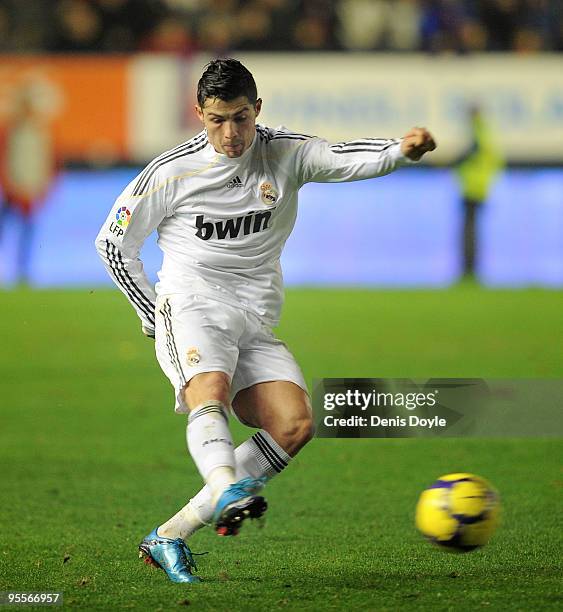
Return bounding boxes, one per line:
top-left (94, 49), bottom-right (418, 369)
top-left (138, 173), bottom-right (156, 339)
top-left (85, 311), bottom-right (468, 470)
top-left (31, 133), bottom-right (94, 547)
top-left (1, 287), bottom-right (562, 610)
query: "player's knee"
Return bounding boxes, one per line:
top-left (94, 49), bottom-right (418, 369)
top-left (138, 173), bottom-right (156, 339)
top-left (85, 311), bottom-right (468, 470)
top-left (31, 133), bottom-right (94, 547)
top-left (183, 371), bottom-right (231, 410)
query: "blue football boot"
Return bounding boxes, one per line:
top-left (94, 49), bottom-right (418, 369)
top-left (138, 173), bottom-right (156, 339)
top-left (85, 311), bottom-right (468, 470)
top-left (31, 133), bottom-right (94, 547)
top-left (138, 528), bottom-right (203, 583)
top-left (213, 477), bottom-right (267, 536)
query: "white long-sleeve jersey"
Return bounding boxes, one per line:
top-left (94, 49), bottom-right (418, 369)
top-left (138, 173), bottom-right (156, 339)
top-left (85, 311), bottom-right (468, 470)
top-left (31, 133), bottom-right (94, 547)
top-left (95, 125), bottom-right (411, 331)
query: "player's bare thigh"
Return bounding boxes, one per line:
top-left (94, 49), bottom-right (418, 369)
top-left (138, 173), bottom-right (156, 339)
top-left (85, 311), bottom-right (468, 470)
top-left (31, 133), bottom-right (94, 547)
top-left (183, 371), bottom-right (231, 410)
top-left (232, 381), bottom-right (314, 456)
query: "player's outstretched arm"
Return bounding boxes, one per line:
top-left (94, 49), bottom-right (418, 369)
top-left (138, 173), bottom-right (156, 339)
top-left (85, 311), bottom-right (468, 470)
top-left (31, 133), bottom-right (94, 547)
top-left (400, 127), bottom-right (437, 161)
top-left (290, 127), bottom-right (437, 186)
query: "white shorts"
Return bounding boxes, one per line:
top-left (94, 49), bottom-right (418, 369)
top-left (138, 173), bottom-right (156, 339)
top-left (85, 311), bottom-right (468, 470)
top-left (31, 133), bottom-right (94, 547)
top-left (154, 294), bottom-right (307, 413)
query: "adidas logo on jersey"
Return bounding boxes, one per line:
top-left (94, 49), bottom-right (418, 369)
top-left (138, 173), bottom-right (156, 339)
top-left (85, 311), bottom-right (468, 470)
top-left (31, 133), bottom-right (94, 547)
top-left (226, 176), bottom-right (243, 188)
top-left (195, 208), bottom-right (276, 241)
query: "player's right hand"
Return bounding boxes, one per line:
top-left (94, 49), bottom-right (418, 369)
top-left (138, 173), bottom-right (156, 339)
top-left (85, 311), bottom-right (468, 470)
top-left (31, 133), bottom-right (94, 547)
top-left (142, 324), bottom-right (155, 339)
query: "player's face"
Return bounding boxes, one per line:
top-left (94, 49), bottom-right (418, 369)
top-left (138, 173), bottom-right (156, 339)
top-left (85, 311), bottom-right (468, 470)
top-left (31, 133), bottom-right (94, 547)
top-left (196, 96), bottom-right (262, 158)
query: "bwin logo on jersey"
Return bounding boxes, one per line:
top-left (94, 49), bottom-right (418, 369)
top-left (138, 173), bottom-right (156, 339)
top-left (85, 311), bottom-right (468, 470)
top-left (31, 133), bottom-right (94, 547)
top-left (195, 208), bottom-right (276, 241)
top-left (226, 176), bottom-right (243, 188)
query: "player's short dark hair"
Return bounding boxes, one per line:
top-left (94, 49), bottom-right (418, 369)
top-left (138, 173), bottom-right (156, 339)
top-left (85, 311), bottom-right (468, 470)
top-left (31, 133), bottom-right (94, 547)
top-left (197, 59), bottom-right (258, 108)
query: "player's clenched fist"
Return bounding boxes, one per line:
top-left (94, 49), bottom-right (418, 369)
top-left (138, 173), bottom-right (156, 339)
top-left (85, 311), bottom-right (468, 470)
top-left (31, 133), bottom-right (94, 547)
top-left (401, 127), bottom-right (437, 161)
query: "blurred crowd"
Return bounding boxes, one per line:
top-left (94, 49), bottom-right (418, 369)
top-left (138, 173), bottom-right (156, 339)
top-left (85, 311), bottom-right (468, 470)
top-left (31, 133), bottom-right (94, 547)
top-left (0, 0), bottom-right (562, 54)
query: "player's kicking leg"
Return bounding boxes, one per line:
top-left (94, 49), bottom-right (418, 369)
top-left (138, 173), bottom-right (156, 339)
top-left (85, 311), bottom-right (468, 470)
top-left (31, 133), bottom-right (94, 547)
top-left (152, 381), bottom-right (313, 545)
top-left (181, 371), bottom-right (268, 536)
top-left (139, 372), bottom-right (267, 581)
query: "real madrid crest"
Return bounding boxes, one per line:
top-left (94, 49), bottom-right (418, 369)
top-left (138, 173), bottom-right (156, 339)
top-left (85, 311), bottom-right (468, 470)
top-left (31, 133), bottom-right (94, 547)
top-left (187, 347), bottom-right (200, 366)
top-left (260, 182), bottom-right (278, 206)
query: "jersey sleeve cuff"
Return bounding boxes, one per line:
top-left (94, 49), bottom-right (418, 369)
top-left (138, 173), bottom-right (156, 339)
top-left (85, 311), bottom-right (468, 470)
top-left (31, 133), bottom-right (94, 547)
top-left (391, 140), bottom-right (419, 165)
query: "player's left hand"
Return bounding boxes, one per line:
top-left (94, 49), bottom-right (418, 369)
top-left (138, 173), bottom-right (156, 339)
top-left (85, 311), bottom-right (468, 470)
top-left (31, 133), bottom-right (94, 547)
top-left (401, 127), bottom-right (437, 161)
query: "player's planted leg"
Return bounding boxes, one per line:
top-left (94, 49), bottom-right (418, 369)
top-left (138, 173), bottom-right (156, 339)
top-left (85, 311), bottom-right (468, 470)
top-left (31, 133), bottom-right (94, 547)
top-left (213, 381), bottom-right (312, 535)
top-left (138, 528), bottom-right (203, 583)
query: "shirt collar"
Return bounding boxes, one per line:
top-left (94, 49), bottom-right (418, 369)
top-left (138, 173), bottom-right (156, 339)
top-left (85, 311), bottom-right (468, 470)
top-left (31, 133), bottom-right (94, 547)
top-left (206, 130), bottom-right (258, 165)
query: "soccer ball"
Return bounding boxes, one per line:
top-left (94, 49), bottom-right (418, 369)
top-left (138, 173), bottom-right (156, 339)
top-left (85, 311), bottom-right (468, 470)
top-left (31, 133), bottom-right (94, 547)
top-left (415, 473), bottom-right (500, 552)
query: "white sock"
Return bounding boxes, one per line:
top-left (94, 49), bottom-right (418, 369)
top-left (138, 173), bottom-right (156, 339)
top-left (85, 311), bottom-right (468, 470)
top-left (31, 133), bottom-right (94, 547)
top-left (157, 504), bottom-right (202, 540)
top-left (186, 401), bottom-right (236, 503)
top-left (206, 466), bottom-right (235, 505)
top-left (159, 430), bottom-right (291, 540)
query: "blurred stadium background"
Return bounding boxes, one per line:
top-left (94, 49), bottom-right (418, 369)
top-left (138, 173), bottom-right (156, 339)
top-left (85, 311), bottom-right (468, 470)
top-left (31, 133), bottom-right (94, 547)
top-left (0, 0), bottom-right (562, 286)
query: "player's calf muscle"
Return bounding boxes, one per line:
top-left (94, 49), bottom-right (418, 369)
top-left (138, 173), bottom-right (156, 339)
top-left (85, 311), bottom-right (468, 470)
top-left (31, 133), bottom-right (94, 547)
top-left (266, 413), bottom-right (314, 456)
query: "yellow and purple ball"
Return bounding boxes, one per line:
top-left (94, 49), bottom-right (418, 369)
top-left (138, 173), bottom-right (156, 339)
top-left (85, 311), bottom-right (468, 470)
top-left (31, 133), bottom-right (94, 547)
top-left (415, 473), bottom-right (500, 552)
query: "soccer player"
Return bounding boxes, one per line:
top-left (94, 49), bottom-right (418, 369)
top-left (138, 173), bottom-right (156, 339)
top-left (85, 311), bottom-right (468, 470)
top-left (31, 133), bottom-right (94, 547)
top-left (95, 58), bottom-right (436, 583)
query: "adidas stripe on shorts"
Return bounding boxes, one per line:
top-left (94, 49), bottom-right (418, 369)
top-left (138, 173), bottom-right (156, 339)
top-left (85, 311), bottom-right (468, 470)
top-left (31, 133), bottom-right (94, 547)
top-left (154, 293), bottom-right (308, 413)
